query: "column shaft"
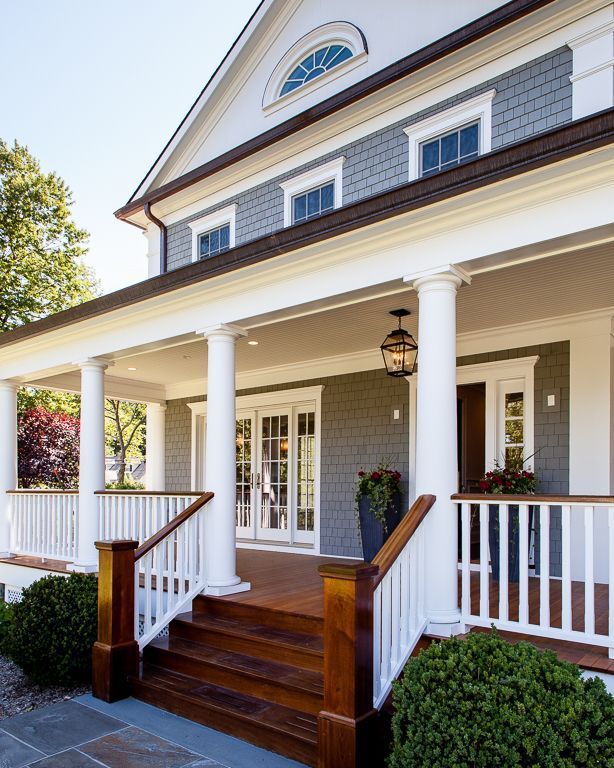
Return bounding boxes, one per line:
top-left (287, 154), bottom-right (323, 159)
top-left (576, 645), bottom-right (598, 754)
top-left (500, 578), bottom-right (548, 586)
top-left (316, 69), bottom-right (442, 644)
top-left (0, 382), bottom-right (18, 556)
top-left (145, 403), bottom-right (166, 491)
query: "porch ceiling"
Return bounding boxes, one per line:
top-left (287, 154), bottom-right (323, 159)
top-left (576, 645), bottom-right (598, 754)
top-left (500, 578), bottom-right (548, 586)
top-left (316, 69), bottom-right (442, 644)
top-left (31, 241), bottom-right (614, 396)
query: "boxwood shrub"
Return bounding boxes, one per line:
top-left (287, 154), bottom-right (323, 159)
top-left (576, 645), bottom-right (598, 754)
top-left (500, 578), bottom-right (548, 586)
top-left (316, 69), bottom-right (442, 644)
top-left (5, 573), bottom-right (98, 686)
top-left (0, 598), bottom-right (13, 654)
top-left (390, 630), bottom-right (613, 768)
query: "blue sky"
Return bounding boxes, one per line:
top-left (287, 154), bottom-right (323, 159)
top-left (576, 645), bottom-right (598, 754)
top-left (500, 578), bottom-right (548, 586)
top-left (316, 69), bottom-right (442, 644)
top-left (1, 0), bottom-right (260, 294)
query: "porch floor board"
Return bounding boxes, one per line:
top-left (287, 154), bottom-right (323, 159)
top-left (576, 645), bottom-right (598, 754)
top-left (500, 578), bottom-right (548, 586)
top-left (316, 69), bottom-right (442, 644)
top-left (226, 549), bottom-right (352, 619)
top-left (0, 555), bottom-right (72, 573)
top-left (463, 571), bottom-right (613, 673)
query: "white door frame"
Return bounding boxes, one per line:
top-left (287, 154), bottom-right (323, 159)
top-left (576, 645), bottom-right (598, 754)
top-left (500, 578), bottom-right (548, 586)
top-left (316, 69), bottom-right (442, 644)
top-left (408, 356), bottom-right (539, 500)
top-left (188, 385), bottom-right (323, 552)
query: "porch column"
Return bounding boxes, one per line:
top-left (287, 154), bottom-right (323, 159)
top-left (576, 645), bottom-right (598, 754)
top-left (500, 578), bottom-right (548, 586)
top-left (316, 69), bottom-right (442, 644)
top-left (70, 358), bottom-right (108, 572)
top-left (406, 265), bottom-right (470, 634)
top-left (145, 403), bottom-right (166, 491)
top-left (0, 380), bottom-right (18, 557)
top-left (200, 324), bottom-right (250, 595)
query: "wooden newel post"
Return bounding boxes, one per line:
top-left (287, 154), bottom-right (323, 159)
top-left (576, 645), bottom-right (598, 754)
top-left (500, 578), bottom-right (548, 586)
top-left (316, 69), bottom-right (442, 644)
top-left (317, 562), bottom-right (379, 768)
top-left (92, 540), bottom-right (139, 703)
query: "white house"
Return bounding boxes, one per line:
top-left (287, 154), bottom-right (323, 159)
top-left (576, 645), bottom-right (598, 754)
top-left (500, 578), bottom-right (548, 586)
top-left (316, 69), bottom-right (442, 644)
top-left (0, 1), bottom-right (613, 765)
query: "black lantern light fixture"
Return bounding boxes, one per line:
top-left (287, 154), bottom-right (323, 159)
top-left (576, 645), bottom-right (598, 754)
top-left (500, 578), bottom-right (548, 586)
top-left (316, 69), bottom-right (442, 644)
top-left (380, 309), bottom-right (418, 377)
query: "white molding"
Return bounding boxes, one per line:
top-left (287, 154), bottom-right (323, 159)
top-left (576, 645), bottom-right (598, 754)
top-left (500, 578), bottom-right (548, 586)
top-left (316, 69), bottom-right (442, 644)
top-left (187, 204), bottom-right (237, 263)
top-left (403, 89), bottom-right (496, 181)
top-left (567, 18), bottom-right (614, 49)
top-left (279, 156), bottom-right (345, 226)
top-left (263, 22), bottom-right (368, 113)
top-left (567, 10), bottom-right (614, 119)
top-left (188, 385), bottom-right (324, 414)
top-left (404, 263), bottom-right (472, 286)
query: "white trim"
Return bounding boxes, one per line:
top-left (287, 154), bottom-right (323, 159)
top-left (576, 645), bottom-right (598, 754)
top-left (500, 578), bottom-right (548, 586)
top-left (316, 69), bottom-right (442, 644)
top-left (569, 58), bottom-right (614, 82)
top-left (188, 204), bottom-right (237, 263)
top-left (279, 156), bottom-right (345, 226)
top-left (403, 89), bottom-right (496, 181)
top-left (263, 22), bottom-right (368, 112)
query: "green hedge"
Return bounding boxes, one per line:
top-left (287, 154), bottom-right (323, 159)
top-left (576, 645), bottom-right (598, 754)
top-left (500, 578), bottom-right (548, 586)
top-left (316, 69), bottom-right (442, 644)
top-left (390, 630), bottom-right (614, 768)
top-left (0, 599), bottom-right (13, 654)
top-left (4, 573), bottom-right (98, 686)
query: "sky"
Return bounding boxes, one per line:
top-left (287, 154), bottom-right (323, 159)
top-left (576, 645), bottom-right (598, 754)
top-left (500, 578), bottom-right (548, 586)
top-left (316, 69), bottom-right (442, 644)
top-left (1, 0), bottom-right (261, 294)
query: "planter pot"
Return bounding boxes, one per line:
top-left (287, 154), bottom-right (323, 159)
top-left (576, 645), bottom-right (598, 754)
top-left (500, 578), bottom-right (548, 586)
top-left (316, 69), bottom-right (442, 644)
top-left (358, 492), bottom-right (402, 563)
top-left (488, 504), bottom-right (535, 582)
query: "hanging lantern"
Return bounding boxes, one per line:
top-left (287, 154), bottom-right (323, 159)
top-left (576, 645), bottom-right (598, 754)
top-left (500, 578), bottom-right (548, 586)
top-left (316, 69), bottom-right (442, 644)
top-left (380, 309), bottom-right (418, 377)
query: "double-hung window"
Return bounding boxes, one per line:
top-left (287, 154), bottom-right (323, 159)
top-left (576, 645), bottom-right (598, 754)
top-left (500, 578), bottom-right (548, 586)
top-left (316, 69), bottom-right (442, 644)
top-left (280, 156), bottom-right (345, 227)
top-left (187, 204), bottom-right (237, 263)
top-left (420, 122), bottom-right (479, 176)
top-left (292, 181), bottom-right (335, 224)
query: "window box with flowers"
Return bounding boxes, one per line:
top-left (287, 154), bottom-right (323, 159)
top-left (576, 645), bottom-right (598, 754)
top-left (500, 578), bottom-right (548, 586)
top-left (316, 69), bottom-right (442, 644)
top-left (479, 461), bottom-right (537, 582)
top-left (355, 464), bottom-right (403, 562)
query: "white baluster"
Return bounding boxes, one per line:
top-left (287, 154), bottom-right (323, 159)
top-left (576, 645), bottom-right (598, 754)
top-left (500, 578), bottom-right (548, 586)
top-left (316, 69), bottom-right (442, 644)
top-left (561, 505), bottom-right (572, 633)
top-left (584, 506), bottom-right (595, 636)
top-left (400, 547), bottom-right (409, 648)
top-left (518, 504), bottom-right (529, 626)
top-left (608, 507), bottom-right (614, 659)
top-left (461, 503), bottom-right (471, 619)
top-left (144, 553), bottom-right (152, 632)
top-left (391, 560), bottom-right (401, 668)
top-left (499, 504), bottom-right (509, 623)
top-left (373, 586), bottom-right (381, 703)
top-left (381, 575), bottom-right (392, 687)
top-left (539, 505), bottom-right (550, 628)
top-left (479, 503), bottom-right (489, 620)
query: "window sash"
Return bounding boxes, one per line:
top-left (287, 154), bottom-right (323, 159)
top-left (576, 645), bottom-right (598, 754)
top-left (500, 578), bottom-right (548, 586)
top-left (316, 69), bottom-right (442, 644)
top-left (292, 181), bottom-right (335, 224)
top-left (420, 121), bottom-right (480, 177)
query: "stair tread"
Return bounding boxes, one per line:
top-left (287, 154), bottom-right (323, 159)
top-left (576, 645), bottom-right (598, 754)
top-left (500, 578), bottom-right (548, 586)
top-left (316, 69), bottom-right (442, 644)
top-left (175, 611), bottom-right (324, 654)
top-left (133, 666), bottom-right (318, 743)
top-left (147, 636), bottom-right (324, 695)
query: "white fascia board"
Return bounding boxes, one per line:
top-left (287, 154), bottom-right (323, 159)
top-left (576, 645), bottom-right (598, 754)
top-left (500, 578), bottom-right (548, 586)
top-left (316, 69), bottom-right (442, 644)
top-left (128, 0), bottom-right (605, 228)
top-left (1, 149), bottom-right (612, 382)
top-left (187, 385), bottom-right (324, 412)
top-left (29, 372), bottom-right (167, 404)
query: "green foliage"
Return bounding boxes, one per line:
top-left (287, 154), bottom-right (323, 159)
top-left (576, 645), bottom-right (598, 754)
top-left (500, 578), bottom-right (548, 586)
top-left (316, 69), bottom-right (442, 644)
top-left (105, 399), bottom-right (146, 485)
top-left (4, 574), bottom-right (98, 686)
top-left (0, 599), bottom-right (13, 654)
top-left (105, 478), bottom-right (145, 490)
top-left (0, 139), bottom-right (98, 332)
top-left (355, 462), bottom-right (402, 531)
top-left (390, 630), bottom-right (614, 768)
top-left (18, 387), bottom-right (80, 418)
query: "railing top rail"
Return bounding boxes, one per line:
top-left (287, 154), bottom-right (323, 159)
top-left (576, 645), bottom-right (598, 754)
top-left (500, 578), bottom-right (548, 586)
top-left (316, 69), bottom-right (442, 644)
top-left (452, 493), bottom-right (614, 504)
top-left (371, 494), bottom-right (435, 587)
top-left (134, 491), bottom-right (213, 561)
top-left (8, 489), bottom-right (79, 494)
top-left (95, 490), bottom-right (206, 496)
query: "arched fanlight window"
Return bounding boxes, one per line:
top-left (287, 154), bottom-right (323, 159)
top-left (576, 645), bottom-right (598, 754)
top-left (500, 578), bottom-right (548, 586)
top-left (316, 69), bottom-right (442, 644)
top-left (280, 45), bottom-right (353, 97)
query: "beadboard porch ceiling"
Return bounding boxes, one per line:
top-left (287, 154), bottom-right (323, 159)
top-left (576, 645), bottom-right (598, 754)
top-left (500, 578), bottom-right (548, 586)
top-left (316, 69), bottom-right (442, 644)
top-left (31, 240), bottom-right (614, 396)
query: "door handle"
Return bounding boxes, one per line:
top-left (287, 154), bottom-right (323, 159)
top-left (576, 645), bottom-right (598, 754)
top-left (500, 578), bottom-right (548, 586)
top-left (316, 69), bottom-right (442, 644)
top-left (256, 473), bottom-right (261, 489)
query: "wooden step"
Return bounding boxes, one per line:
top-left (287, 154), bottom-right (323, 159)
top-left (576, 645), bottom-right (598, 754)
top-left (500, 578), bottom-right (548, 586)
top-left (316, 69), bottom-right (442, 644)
top-left (144, 636), bottom-right (324, 715)
top-left (171, 611), bottom-right (324, 671)
top-left (193, 594), bottom-right (324, 637)
top-left (130, 666), bottom-right (318, 766)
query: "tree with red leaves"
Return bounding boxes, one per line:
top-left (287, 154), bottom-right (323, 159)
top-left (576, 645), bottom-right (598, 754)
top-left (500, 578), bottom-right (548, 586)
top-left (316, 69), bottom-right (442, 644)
top-left (18, 407), bottom-right (80, 488)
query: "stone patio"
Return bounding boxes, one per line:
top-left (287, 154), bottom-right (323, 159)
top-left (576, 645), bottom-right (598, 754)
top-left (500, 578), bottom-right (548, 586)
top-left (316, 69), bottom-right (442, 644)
top-left (0, 696), bottom-right (307, 768)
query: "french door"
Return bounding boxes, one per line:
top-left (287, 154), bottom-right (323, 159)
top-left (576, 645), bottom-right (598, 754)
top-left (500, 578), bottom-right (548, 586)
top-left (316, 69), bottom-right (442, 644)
top-left (235, 405), bottom-right (316, 545)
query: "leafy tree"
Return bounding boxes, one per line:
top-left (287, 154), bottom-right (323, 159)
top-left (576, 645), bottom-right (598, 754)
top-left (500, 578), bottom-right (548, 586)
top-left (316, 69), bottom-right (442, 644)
top-left (0, 139), bottom-right (98, 332)
top-left (105, 399), bottom-right (146, 485)
top-left (18, 407), bottom-right (80, 488)
top-left (17, 387), bottom-right (80, 418)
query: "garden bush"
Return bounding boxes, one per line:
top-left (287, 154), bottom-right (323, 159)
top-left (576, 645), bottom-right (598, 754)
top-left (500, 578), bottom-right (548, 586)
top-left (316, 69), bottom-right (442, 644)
top-left (4, 573), bottom-right (98, 686)
top-left (0, 599), bottom-right (13, 654)
top-left (390, 630), bottom-right (614, 768)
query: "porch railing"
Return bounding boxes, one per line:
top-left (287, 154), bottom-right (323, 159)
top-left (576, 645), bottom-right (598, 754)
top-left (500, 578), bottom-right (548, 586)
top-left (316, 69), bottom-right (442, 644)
top-left (454, 494), bottom-right (614, 657)
top-left (7, 490), bottom-right (78, 560)
top-left (97, 491), bottom-right (202, 545)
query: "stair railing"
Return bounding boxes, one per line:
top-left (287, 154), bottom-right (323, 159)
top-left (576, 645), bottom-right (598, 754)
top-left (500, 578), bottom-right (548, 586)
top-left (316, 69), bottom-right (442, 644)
top-left (92, 491), bottom-right (213, 703)
top-left (317, 494), bottom-right (435, 768)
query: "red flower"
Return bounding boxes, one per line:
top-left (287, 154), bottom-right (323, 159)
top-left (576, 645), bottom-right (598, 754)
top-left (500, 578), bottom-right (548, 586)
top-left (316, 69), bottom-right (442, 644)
top-left (357, 471), bottom-right (365, 477)
top-left (479, 480), bottom-right (489, 491)
top-left (371, 471), bottom-right (381, 480)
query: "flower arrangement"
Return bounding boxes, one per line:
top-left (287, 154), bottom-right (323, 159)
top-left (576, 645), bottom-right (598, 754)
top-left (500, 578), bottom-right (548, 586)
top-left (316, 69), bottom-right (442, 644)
top-left (479, 460), bottom-right (537, 494)
top-left (355, 462), bottom-right (402, 531)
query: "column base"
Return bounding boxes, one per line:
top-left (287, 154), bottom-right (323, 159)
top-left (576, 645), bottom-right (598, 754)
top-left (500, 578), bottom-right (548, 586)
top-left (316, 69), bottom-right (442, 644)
top-left (426, 620), bottom-right (466, 638)
top-left (67, 561), bottom-right (98, 574)
top-left (0, 551), bottom-right (15, 559)
top-left (206, 580), bottom-right (251, 597)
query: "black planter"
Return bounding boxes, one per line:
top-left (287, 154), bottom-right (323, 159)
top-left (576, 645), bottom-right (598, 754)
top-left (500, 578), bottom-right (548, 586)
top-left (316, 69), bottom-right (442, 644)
top-left (488, 504), bottom-right (535, 582)
top-left (358, 492), bottom-right (402, 562)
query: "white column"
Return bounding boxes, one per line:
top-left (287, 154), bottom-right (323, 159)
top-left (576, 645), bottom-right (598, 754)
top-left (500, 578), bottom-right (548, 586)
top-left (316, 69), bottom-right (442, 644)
top-left (0, 381), bottom-right (18, 557)
top-left (568, 10), bottom-right (614, 120)
top-left (200, 324), bottom-right (250, 595)
top-left (69, 359), bottom-right (108, 572)
top-left (405, 265), bottom-right (470, 635)
top-left (146, 403), bottom-right (166, 491)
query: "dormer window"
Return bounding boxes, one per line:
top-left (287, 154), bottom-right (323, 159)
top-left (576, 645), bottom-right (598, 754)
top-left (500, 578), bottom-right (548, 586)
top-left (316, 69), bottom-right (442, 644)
top-left (280, 45), bottom-right (354, 97)
top-left (264, 22), bottom-right (367, 112)
top-left (187, 204), bottom-right (237, 263)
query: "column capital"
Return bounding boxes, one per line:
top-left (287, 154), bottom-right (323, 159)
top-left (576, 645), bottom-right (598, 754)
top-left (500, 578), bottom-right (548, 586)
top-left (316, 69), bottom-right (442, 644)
top-left (403, 264), bottom-right (471, 292)
top-left (73, 357), bottom-right (113, 371)
top-left (0, 379), bottom-right (20, 393)
top-left (146, 402), bottom-right (167, 412)
top-left (197, 323), bottom-right (248, 341)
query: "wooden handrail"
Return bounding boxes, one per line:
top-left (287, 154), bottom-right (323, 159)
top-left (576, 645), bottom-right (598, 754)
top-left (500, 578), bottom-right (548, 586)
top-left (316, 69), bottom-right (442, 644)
top-left (452, 493), bottom-right (614, 503)
top-left (371, 494), bottom-right (435, 586)
top-left (95, 490), bottom-right (207, 496)
top-left (8, 489), bottom-right (78, 494)
top-left (134, 491), bottom-right (213, 560)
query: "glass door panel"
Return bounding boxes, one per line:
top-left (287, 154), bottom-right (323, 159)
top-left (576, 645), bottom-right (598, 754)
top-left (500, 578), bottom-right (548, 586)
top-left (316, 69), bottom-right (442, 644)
top-left (256, 411), bottom-right (290, 541)
top-left (295, 409), bottom-right (316, 544)
top-left (235, 414), bottom-right (254, 537)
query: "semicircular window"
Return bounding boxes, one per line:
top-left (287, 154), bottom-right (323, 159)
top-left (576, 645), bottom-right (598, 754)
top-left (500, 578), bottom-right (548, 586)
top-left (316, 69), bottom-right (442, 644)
top-left (280, 44), bottom-right (353, 97)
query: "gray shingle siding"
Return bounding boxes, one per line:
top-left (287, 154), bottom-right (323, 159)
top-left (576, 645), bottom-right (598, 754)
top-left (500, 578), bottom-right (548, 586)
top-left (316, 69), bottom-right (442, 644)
top-left (166, 47), bottom-right (572, 271)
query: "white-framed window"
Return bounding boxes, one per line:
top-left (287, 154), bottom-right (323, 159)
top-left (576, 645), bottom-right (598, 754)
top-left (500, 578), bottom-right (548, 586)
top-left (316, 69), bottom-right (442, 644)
top-left (403, 89), bottom-right (496, 181)
top-left (263, 22), bottom-right (368, 113)
top-left (279, 156), bottom-right (344, 227)
top-left (187, 204), bottom-right (237, 263)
